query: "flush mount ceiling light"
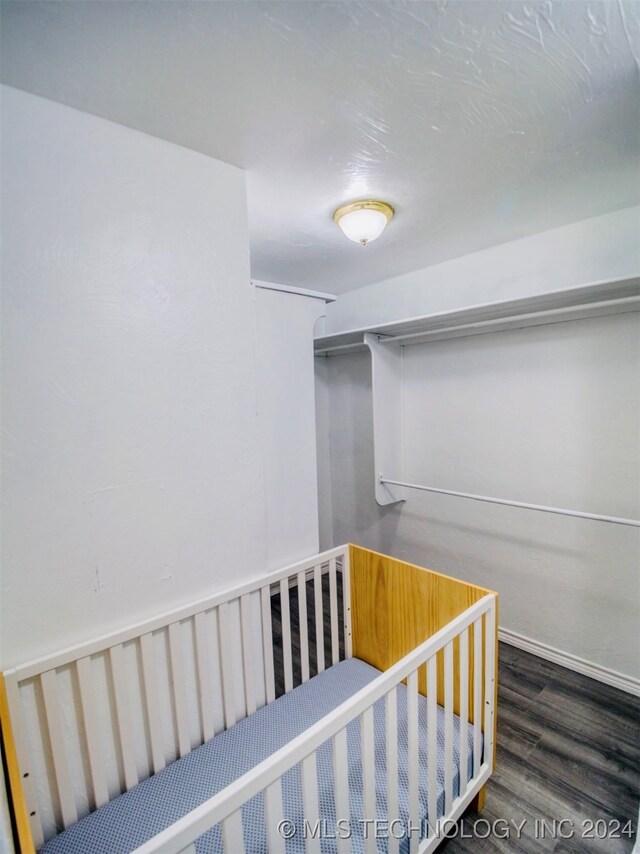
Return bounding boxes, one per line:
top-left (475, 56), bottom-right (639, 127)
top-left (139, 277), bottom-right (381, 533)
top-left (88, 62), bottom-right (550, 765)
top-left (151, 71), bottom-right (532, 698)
top-left (332, 200), bottom-right (394, 245)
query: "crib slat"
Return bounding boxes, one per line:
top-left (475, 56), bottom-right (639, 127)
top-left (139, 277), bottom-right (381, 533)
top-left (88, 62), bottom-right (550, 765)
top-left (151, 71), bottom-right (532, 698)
top-left (361, 706), bottom-right (376, 854)
top-left (297, 571), bottom-right (310, 683)
top-left (444, 641), bottom-right (454, 813)
top-left (333, 728), bottom-right (350, 854)
top-left (76, 656), bottom-right (109, 809)
top-left (329, 558), bottom-right (340, 665)
top-left (261, 585), bottom-right (276, 704)
top-left (210, 609), bottom-right (225, 734)
top-left (139, 632), bottom-right (166, 773)
top-left (458, 628), bottom-right (469, 796)
top-left (301, 753), bottom-right (321, 854)
top-left (385, 688), bottom-right (399, 854)
top-left (279, 578), bottom-right (293, 693)
top-left (108, 644), bottom-right (138, 791)
top-left (40, 670), bottom-right (78, 829)
top-left (426, 656), bottom-right (438, 837)
top-left (313, 564), bottom-right (325, 674)
top-left (240, 594), bottom-right (256, 715)
top-left (222, 809), bottom-right (245, 854)
top-left (168, 622), bottom-right (191, 757)
top-left (194, 611), bottom-right (215, 743)
top-left (209, 607), bottom-right (226, 735)
top-left (218, 602), bottom-right (237, 729)
top-left (484, 605), bottom-right (496, 770)
top-left (473, 617), bottom-right (483, 775)
top-left (407, 669), bottom-right (420, 854)
top-left (264, 779), bottom-right (286, 854)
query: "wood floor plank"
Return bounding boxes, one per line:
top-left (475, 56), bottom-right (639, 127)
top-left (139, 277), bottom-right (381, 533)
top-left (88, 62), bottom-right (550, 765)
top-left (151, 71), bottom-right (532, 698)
top-left (520, 733), bottom-right (638, 819)
top-left (441, 645), bottom-right (639, 852)
top-left (534, 684), bottom-right (639, 752)
top-left (552, 831), bottom-right (637, 854)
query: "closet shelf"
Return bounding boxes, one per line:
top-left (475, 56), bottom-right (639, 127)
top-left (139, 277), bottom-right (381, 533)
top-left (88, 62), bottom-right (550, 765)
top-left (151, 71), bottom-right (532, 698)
top-left (314, 276), bottom-right (640, 355)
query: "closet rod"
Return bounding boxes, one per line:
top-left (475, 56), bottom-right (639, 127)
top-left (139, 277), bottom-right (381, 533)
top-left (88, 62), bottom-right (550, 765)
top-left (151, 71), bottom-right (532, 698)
top-left (315, 342), bottom-right (366, 356)
top-left (379, 477), bottom-right (640, 528)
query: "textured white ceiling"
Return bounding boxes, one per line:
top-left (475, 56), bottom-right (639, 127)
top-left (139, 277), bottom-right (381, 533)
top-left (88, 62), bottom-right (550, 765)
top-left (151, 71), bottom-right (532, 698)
top-left (1, 1), bottom-right (639, 293)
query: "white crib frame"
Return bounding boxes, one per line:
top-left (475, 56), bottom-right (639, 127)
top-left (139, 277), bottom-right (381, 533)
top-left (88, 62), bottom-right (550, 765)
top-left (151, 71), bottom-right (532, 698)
top-left (4, 545), bottom-right (497, 854)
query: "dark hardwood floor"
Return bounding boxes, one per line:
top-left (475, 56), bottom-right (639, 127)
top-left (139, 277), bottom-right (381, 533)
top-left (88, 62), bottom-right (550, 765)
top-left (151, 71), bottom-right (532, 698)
top-left (270, 572), bottom-right (345, 698)
top-left (441, 643), bottom-right (639, 853)
top-left (271, 580), bottom-right (639, 852)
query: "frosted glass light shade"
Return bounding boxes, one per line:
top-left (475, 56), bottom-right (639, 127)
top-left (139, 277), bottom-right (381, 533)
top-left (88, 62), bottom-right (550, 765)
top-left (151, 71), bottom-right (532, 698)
top-left (333, 200), bottom-right (394, 245)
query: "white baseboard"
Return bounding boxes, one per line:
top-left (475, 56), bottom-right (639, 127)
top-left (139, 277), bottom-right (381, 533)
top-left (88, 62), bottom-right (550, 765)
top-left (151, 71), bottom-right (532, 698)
top-left (498, 627), bottom-right (640, 697)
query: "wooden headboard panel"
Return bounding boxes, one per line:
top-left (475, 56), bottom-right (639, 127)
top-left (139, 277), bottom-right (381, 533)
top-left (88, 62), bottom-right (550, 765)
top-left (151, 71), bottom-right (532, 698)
top-left (349, 544), bottom-right (498, 727)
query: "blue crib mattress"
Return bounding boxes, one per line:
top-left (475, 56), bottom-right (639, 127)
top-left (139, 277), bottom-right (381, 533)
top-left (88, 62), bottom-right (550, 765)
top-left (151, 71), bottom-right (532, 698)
top-left (40, 658), bottom-right (478, 854)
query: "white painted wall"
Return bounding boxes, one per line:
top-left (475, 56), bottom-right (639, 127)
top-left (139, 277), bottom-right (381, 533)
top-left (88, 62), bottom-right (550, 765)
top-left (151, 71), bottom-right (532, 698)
top-left (318, 213), bottom-right (640, 682)
top-left (1, 87), bottom-right (268, 667)
top-left (254, 284), bottom-right (329, 569)
top-left (324, 206), bottom-right (640, 334)
top-left (321, 315), bottom-right (640, 681)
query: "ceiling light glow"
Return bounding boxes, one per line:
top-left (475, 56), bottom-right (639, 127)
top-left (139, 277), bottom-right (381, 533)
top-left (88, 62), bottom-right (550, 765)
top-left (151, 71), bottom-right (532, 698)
top-left (333, 200), bottom-right (394, 245)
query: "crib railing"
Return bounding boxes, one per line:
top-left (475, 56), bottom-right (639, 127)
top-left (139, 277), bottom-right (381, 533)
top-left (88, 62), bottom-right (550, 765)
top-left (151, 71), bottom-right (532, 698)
top-left (3, 545), bottom-right (351, 847)
top-left (132, 593), bottom-right (497, 854)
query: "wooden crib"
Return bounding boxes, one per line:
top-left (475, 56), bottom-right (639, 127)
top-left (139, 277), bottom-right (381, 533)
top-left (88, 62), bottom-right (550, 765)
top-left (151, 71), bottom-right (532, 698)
top-left (1, 545), bottom-right (498, 854)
